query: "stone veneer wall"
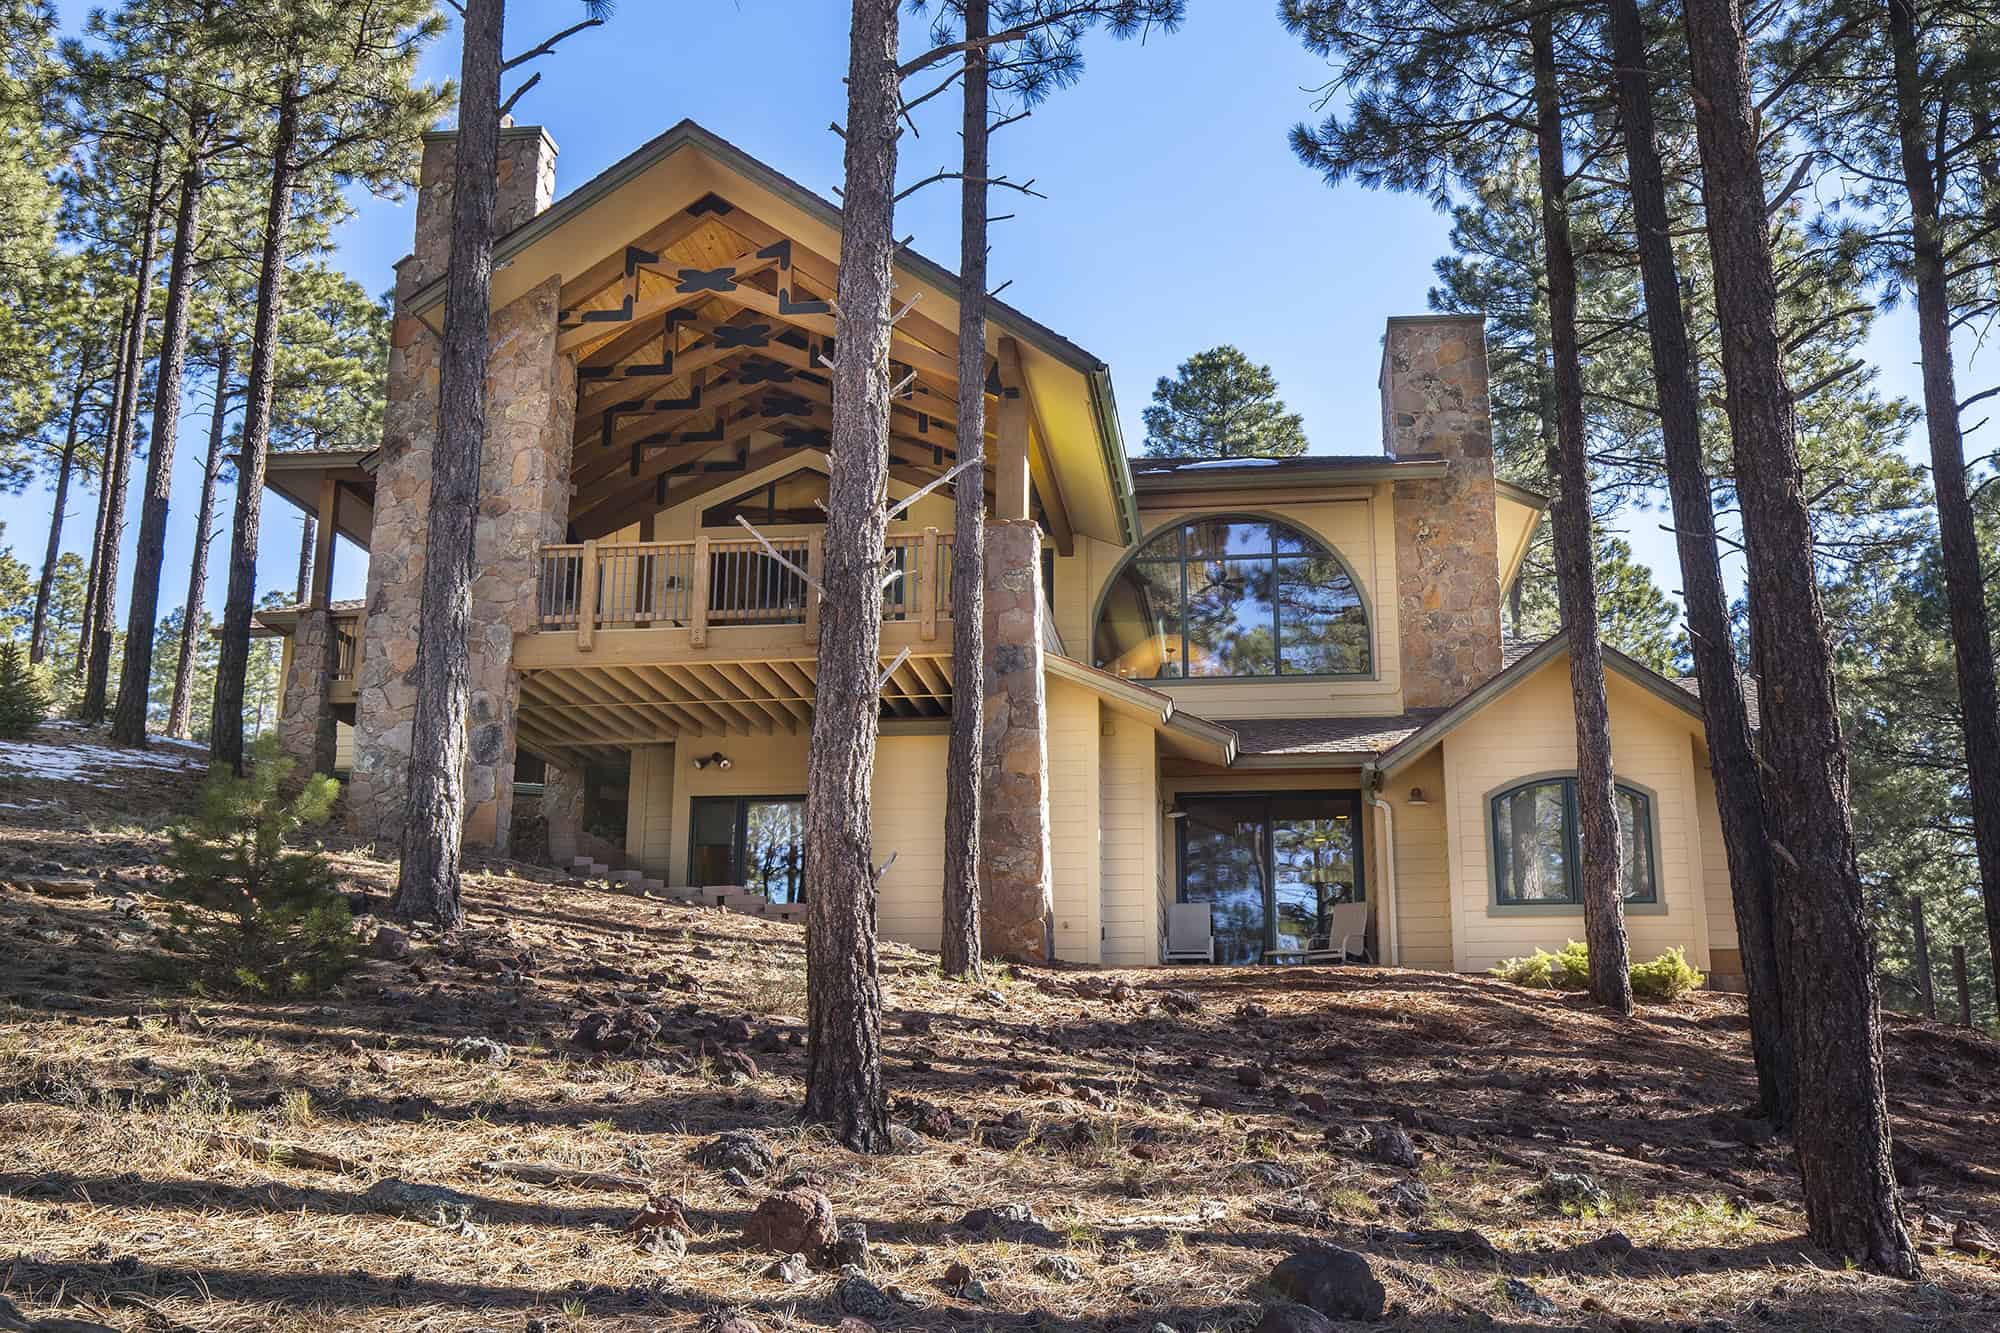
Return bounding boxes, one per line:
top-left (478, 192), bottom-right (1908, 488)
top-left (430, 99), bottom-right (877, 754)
top-left (979, 518), bottom-right (1054, 960)
top-left (347, 125), bottom-right (565, 850)
top-left (277, 609), bottom-right (338, 776)
top-left (1380, 314), bottom-right (1504, 709)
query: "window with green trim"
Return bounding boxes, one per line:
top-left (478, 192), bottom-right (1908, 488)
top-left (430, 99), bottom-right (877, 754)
top-left (1091, 517), bottom-right (1370, 680)
top-left (1489, 778), bottom-right (1657, 906)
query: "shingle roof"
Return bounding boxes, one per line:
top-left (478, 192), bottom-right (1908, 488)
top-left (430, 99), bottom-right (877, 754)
top-left (1224, 712), bottom-right (1447, 757)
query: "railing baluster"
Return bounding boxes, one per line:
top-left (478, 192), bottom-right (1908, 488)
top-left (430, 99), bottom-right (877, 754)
top-left (577, 540), bottom-right (598, 652)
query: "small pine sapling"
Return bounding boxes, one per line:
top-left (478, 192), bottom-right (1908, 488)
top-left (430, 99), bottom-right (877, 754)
top-left (0, 641), bottom-right (53, 739)
top-left (153, 735), bottom-right (353, 995)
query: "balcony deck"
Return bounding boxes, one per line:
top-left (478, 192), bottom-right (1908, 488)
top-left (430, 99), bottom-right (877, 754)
top-left (512, 533), bottom-right (968, 765)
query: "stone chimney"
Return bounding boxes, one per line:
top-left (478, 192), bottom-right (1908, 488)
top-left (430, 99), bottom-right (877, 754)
top-left (402, 122), bottom-right (559, 296)
top-left (1380, 314), bottom-right (1504, 709)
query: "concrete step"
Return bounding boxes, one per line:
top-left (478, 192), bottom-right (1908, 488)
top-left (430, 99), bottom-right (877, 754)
top-left (570, 856), bottom-right (596, 871)
top-left (637, 876), bottom-right (665, 892)
top-left (608, 868), bottom-right (643, 885)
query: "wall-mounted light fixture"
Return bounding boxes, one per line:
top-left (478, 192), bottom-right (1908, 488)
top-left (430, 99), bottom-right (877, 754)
top-left (694, 751), bottom-right (733, 771)
top-left (1407, 786), bottom-right (1429, 806)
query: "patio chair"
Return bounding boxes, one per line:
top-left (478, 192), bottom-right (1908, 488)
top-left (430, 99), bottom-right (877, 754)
top-left (1162, 902), bottom-right (1215, 964)
top-left (1304, 900), bottom-right (1371, 964)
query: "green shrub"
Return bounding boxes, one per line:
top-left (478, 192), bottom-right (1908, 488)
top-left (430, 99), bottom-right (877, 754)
top-left (1492, 940), bottom-right (1706, 1001)
top-left (0, 640), bottom-right (52, 739)
top-left (1491, 940), bottom-right (1591, 990)
top-left (1630, 945), bottom-right (1704, 1000)
top-left (150, 735), bottom-right (353, 997)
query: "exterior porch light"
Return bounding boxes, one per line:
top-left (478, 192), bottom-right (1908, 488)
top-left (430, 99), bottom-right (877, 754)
top-left (1406, 787), bottom-right (1429, 806)
top-left (694, 751), bottom-right (733, 771)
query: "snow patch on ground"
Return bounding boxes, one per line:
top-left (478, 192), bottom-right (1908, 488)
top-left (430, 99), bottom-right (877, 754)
top-left (0, 736), bottom-right (207, 783)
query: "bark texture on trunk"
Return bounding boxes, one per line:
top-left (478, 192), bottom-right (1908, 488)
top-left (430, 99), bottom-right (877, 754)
top-left (213, 91), bottom-right (301, 775)
top-left (112, 157), bottom-right (205, 746)
top-left (941, 0), bottom-right (989, 982)
top-left (33, 355), bottom-right (93, 664)
top-left (1886, 0), bottom-right (2000, 1012)
top-left (1605, 0), bottom-right (1792, 1123)
top-left (296, 512), bottom-right (315, 604)
top-left (77, 305), bottom-right (128, 679)
top-left (167, 340), bottom-right (231, 740)
top-left (1683, 0), bottom-right (1918, 1277)
top-left (393, 12), bottom-right (504, 927)
top-left (84, 164), bottom-right (164, 722)
top-left (801, 0), bottom-right (900, 1154)
top-left (1531, 14), bottom-right (1631, 1015)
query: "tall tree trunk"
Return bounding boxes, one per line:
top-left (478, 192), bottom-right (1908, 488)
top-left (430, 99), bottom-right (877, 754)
top-left (33, 350), bottom-right (94, 663)
top-left (296, 511), bottom-right (315, 603)
top-left (214, 87), bottom-right (302, 775)
top-left (113, 155), bottom-right (207, 746)
top-left (1605, 0), bottom-right (1792, 1125)
top-left (393, 12), bottom-right (503, 925)
top-left (941, 0), bottom-right (990, 982)
top-left (1682, 0), bottom-right (1919, 1277)
top-left (167, 340), bottom-right (232, 740)
top-left (77, 304), bottom-right (129, 679)
top-left (1531, 13), bottom-right (1631, 1014)
top-left (802, 0), bottom-right (900, 1154)
top-left (1886, 0), bottom-right (2000, 1015)
top-left (84, 160), bottom-right (165, 720)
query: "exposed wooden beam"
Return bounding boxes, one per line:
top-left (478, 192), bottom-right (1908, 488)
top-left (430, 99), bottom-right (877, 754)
top-left (556, 243), bottom-right (785, 357)
top-left (558, 209), bottom-right (715, 312)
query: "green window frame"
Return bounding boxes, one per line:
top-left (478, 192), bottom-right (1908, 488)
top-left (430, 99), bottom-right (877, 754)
top-left (1488, 777), bottom-right (1659, 909)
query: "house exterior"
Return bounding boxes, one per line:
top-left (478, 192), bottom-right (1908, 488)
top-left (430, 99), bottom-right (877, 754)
top-left (262, 118), bottom-right (1748, 985)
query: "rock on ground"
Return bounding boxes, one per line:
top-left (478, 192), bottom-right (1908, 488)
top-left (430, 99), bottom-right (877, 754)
top-left (1267, 1247), bottom-right (1387, 1321)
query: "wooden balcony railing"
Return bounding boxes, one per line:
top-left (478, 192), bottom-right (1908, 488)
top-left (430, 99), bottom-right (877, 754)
top-left (537, 530), bottom-right (957, 651)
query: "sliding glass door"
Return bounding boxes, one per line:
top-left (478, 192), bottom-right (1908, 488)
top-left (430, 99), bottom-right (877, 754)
top-left (1178, 790), bottom-right (1363, 963)
top-left (689, 795), bottom-right (806, 902)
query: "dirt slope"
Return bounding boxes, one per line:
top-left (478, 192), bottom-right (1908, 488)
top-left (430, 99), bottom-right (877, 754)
top-left (0, 725), bottom-right (1995, 1331)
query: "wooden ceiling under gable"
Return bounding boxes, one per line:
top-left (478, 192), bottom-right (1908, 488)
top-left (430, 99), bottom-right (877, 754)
top-left (551, 191), bottom-right (1035, 543)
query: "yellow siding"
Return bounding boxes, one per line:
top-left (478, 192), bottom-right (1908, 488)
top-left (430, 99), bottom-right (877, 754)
top-left (640, 727), bottom-right (948, 950)
top-left (1384, 748), bottom-right (1452, 969)
top-left (1055, 487), bottom-right (1406, 717)
top-left (334, 721), bottom-right (354, 773)
top-left (1049, 679), bottom-right (1102, 962)
top-left (1695, 755), bottom-right (1737, 952)
top-left (1099, 713), bottom-right (1160, 965)
top-left (1440, 659), bottom-right (1711, 973)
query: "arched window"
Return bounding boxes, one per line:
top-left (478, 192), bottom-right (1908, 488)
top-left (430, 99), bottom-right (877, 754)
top-left (1092, 517), bottom-right (1370, 680)
top-left (1489, 777), bottom-right (1659, 906)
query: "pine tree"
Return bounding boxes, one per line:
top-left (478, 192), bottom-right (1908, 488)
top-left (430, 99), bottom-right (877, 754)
top-left (151, 734), bottom-right (350, 997)
top-left (210, 0), bottom-right (445, 774)
top-left (1681, 0), bottom-right (1920, 1276)
top-left (392, 0), bottom-right (602, 922)
top-left (1141, 345), bottom-right (1308, 458)
top-left (0, 640), bottom-right (51, 739)
top-left (1286, 0), bottom-right (1632, 1012)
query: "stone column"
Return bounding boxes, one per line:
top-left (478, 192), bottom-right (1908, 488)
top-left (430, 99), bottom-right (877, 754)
top-left (278, 610), bottom-right (338, 775)
top-left (979, 517), bottom-right (1053, 960)
top-left (1380, 314), bottom-right (1504, 708)
top-left (347, 124), bottom-right (561, 847)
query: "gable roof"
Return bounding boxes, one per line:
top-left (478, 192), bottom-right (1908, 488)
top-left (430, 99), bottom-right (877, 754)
top-left (405, 117), bottom-right (1139, 545)
top-left (1372, 631), bottom-right (1736, 777)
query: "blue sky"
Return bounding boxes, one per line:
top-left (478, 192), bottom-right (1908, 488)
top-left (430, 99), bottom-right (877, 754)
top-left (27, 0), bottom-right (1931, 626)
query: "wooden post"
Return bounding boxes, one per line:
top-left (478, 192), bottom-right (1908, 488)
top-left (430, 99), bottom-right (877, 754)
top-left (1908, 896), bottom-right (1936, 1020)
top-left (310, 478), bottom-right (338, 609)
top-left (995, 338), bottom-right (1030, 522)
top-left (920, 525), bottom-right (940, 641)
top-left (804, 531), bottom-right (824, 644)
top-left (1953, 944), bottom-right (1973, 1026)
top-left (577, 540), bottom-right (599, 653)
top-left (690, 534), bottom-right (711, 649)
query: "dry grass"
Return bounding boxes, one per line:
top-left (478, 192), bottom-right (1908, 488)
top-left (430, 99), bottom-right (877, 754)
top-left (0, 729), bottom-right (1996, 1331)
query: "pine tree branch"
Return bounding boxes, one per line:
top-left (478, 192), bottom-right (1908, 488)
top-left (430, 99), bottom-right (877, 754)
top-left (502, 17), bottom-right (605, 71)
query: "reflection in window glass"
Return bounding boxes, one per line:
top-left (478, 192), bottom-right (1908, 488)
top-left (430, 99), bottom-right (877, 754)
top-left (1489, 779), bottom-right (1658, 905)
top-left (1093, 518), bottom-right (1370, 680)
top-left (689, 795), bottom-right (807, 903)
